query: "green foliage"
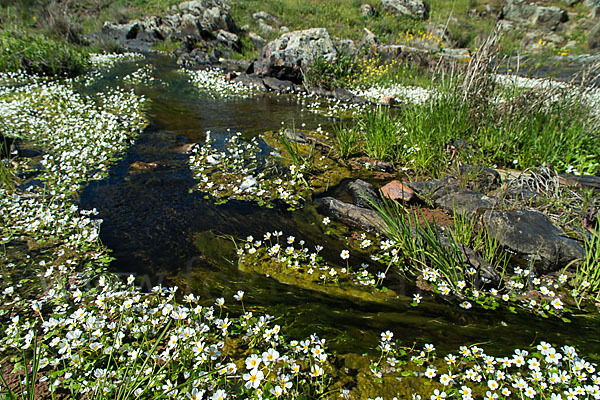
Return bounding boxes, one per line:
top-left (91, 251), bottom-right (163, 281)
top-left (572, 232), bottom-right (600, 307)
top-left (304, 54), bottom-right (360, 90)
top-left (0, 26), bottom-right (89, 76)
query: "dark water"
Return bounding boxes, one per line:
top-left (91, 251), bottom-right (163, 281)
top-left (80, 55), bottom-right (600, 357)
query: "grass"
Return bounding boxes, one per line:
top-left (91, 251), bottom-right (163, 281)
top-left (367, 194), bottom-right (469, 290)
top-left (572, 232), bottom-right (600, 307)
top-left (331, 38), bottom-right (600, 177)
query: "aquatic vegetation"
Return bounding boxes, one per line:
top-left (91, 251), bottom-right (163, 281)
top-left (89, 53), bottom-right (146, 69)
top-left (236, 231), bottom-right (399, 304)
top-left (375, 335), bottom-right (600, 400)
top-left (183, 68), bottom-right (257, 99)
top-left (188, 130), bottom-right (307, 209)
top-left (123, 65), bottom-right (157, 85)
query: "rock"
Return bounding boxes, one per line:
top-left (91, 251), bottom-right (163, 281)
top-left (381, 180), bottom-right (417, 202)
top-left (380, 0), bottom-right (429, 20)
top-left (458, 164), bottom-right (501, 192)
top-left (253, 28), bottom-right (338, 84)
top-left (501, 0), bottom-right (568, 31)
top-left (180, 13), bottom-right (202, 38)
top-left (248, 32), bottom-right (267, 50)
top-left (434, 189), bottom-right (499, 216)
top-left (215, 29), bottom-right (240, 50)
top-left (332, 87), bottom-right (358, 102)
top-left (363, 28), bottom-right (378, 45)
top-left (405, 175), bottom-right (460, 201)
top-left (263, 76), bottom-right (296, 92)
top-left (438, 236), bottom-right (500, 286)
top-left (559, 173), bottom-right (600, 192)
top-left (348, 179), bottom-right (382, 208)
top-left (233, 73), bottom-right (267, 90)
top-left (360, 3), bottom-right (377, 16)
top-left (258, 20), bottom-right (276, 34)
top-left (318, 197), bottom-right (385, 232)
top-left (252, 11), bottom-right (278, 24)
top-left (283, 129), bottom-right (310, 144)
top-left (483, 210), bottom-right (585, 272)
top-left (280, 26), bottom-right (290, 33)
top-left (97, 0), bottom-right (238, 52)
top-left (589, 21), bottom-right (600, 50)
top-left (379, 96), bottom-right (397, 106)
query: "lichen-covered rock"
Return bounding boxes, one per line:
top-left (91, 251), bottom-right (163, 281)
top-left (380, 0), bottom-right (429, 20)
top-left (501, 0), bottom-right (568, 31)
top-left (253, 28), bottom-right (338, 84)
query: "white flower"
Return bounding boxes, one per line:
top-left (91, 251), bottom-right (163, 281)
top-left (340, 249), bottom-right (350, 260)
top-left (243, 368), bottom-right (264, 389)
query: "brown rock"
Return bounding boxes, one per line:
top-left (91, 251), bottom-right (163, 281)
top-left (379, 96), bottom-right (397, 106)
top-left (381, 180), bottom-right (416, 202)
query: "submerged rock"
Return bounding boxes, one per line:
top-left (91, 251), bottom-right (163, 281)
top-left (483, 210), bottom-right (585, 272)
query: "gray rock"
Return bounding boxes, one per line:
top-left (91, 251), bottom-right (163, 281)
top-left (502, 0), bottom-right (568, 31)
top-left (318, 197), bottom-right (385, 232)
top-left (348, 179), bottom-right (382, 208)
top-left (98, 0), bottom-right (238, 52)
top-left (360, 3), bottom-right (377, 16)
top-left (363, 27), bottom-right (378, 45)
top-left (258, 20), bottom-right (276, 34)
top-left (283, 129), bottom-right (309, 144)
top-left (232, 73), bottom-right (267, 90)
top-left (589, 21), bottom-right (600, 50)
top-left (280, 26), bottom-right (290, 33)
top-left (252, 11), bottom-right (278, 24)
top-left (380, 0), bottom-right (429, 20)
top-left (249, 32), bottom-right (267, 50)
top-left (434, 189), bottom-right (499, 216)
top-left (483, 210), bottom-right (585, 272)
top-left (459, 164), bottom-right (501, 190)
top-left (216, 29), bottom-right (240, 50)
top-left (405, 175), bottom-right (460, 201)
top-left (263, 76), bottom-right (296, 92)
top-left (253, 28), bottom-right (338, 83)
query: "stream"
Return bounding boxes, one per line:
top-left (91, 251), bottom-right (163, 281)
top-left (79, 54), bottom-right (600, 358)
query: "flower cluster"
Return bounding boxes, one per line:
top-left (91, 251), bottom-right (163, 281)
top-left (89, 52), bottom-right (145, 68)
top-left (183, 68), bottom-right (257, 99)
top-left (376, 334), bottom-right (599, 400)
top-left (188, 130), bottom-right (307, 208)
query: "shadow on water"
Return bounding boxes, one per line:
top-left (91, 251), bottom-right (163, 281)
top-left (80, 55), bottom-right (600, 356)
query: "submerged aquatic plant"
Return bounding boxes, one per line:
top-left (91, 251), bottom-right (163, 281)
top-left (188, 130), bottom-right (308, 209)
